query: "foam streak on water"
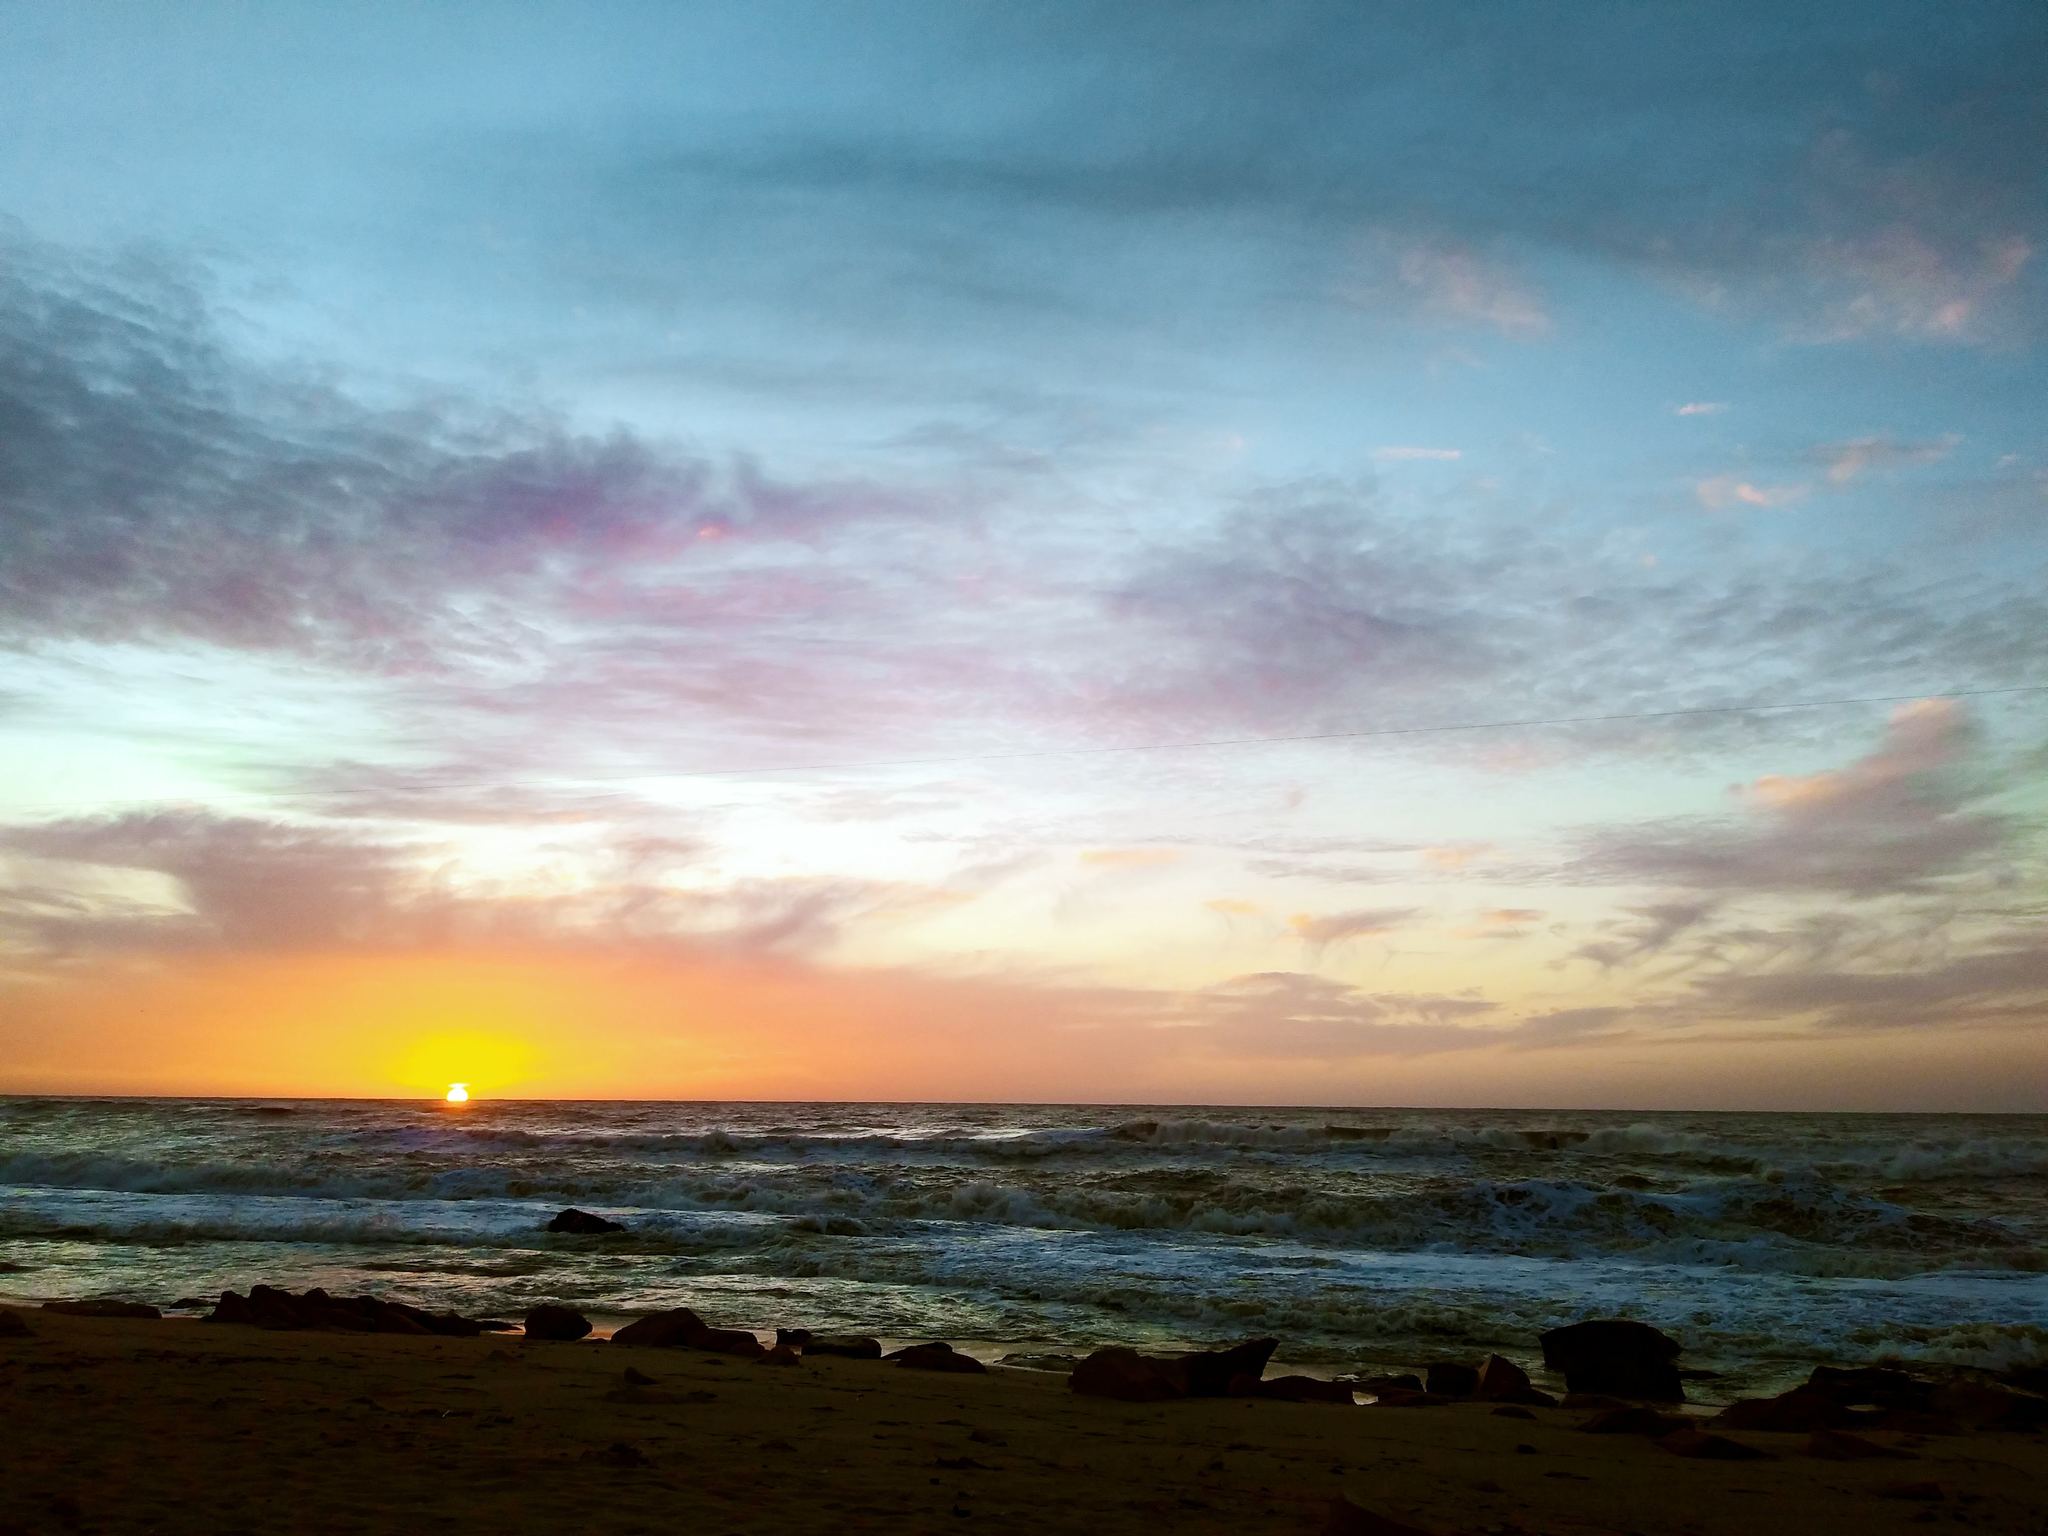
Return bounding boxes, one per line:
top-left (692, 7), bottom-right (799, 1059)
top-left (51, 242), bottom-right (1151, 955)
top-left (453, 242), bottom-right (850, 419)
top-left (3, 1099), bottom-right (2044, 1392)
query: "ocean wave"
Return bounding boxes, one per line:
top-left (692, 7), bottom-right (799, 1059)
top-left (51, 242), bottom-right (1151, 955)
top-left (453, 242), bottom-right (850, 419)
top-left (6, 1157), bottom-right (2032, 1278)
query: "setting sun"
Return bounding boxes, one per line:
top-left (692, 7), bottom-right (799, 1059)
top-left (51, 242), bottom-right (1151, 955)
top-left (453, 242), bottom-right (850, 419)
top-left (444, 1082), bottom-right (469, 1104)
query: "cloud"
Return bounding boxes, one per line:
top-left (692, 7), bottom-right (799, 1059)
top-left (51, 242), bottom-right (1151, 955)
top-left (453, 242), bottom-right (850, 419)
top-left (1820, 433), bottom-right (1962, 484)
top-left (1286, 906), bottom-right (1420, 951)
top-left (1571, 701), bottom-right (2018, 898)
top-left (1372, 446), bottom-right (1464, 462)
top-left (0, 808), bottom-right (938, 968)
top-left (1793, 232), bottom-right (2033, 346)
top-left (1570, 900), bottom-right (1720, 970)
top-left (1690, 937), bottom-right (2048, 1033)
top-left (1078, 847), bottom-right (1181, 870)
top-left (1186, 971), bottom-right (1501, 1059)
top-left (1696, 475), bottom-right (1808, 510)
top-left (1384, 238), bottom-right (1551, 337)
top-left (1675, 402), bottom-right (1728, 416)
top-left (1204, 897), bottom-right (1263, 918)
top-left (1421, 843), bottom-right (1494, 870)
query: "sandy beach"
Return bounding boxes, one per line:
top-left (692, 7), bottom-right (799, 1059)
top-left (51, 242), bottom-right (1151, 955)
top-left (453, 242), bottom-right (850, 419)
top-left (4, 1310), bottom-right (2044, 1536)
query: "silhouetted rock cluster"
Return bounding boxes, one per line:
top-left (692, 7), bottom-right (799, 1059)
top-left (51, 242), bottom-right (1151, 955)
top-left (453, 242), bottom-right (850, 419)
top-left (206, 1285), bottom-right (506, 1336)
top-left (1068, 1338), bottom-right (1278, 1401)
top-left (888, 1341), bottom-right (988, 1374)
top-left (521, 1303), bottom-right (592, 1341)
top-left (1539, 1318), bottom-right (1684, 1400)
top-left (1714, 1363), bottom-right (2048, 1436)
top-left (612, 1306), bottom-right (765, 1357)
top-left (545, 1208), bottom-right (626, 1235)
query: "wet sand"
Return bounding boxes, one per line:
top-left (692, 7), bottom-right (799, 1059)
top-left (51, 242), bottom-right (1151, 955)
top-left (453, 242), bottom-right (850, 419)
top-left (3, 1312), bottom-right (2043, 1535)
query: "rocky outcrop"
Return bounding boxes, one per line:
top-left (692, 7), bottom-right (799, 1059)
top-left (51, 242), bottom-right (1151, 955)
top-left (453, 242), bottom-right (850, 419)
top-left (1186, 1338), bottom-right (1279, 1395)
top-left (1069, 1347), bottom-right (1186, 1402)
top-left (545, 1208), bottom-right (626, 1235)
top-left (1538, 1319), bottom-right (1684, 1401)
top-left (43, 1300), bottom-right (161, 1319)
top-left (756, 1343), bottom-right (803, 1367)
top-left (775, 1328), bottom-right (811, 1350)
top-left (521, 1304), bottom-right (592, 1341)
top-left (1471, 1354), bottom-right (1522, 1398)
top-left (889, 1341), bottom-right (988, 1374)
top-left (1713, 1387), bottom-right (1853, 1432)
top-left (1725, 1365), bottom-right (2048, 1435)
top-left (1927, 1380), bottom-right (2048, 1432)
top-left (1068, 1339), bottom-right (1278, 1401)
top-left (1472, 1354), bottom-right (1554, 1405)
top-left (1423, 1362), bottom-right (1477, 1398)
top-left (207, 1285), bottom-right (491, 1336)
top-left (610, 1307), bottom-right (764, 1357)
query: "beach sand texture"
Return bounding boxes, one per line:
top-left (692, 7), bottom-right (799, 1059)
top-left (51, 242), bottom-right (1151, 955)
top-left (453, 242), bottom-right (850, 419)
top-left (4, 1312), bottom-right (2044, 1536)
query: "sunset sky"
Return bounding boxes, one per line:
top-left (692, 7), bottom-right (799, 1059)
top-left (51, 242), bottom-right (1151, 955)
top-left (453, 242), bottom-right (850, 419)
top-left (2, 2), bottom-right (2044, 1107)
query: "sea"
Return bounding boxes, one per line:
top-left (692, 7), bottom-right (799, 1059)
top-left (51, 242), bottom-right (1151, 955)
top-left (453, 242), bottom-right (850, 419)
top-left (4, 1099), bottom-right (2044, 1397)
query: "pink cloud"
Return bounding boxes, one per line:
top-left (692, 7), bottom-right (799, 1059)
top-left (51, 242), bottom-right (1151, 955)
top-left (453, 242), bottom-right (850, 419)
top-left (1696, 475), bottom-right (1807, 510)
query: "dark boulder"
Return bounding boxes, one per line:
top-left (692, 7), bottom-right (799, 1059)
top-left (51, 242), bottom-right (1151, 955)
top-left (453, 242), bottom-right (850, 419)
top-left (1473, 1354), bottom-right (1550, 1404)
top-left (206, 1285), bottom-right (487, 1336)
top-left (522, 1304), bottom-right (592, 1341)
top-left (1424, 1361), bottom-right (1478, 1398)
top-left (775, 1328), bottom-right (812, 1350)
top-left (1539, 1319), bottom-right (1683, 1401)
top-left (1068, 1338), bottom-right (1276, 1401)
top-left (545, 1208), bottom-right (626, 1235)
top-left (1714, 1388), bottom-right (1854, 1433)
top-left (803, 1333), bottom-right (882, 1359)
top-left (890, 1341), bottom-right (987, 1374)
top-left (610, 1307), bottom-right (763, 1357)
top-left (1657, 1428), bottom-right (1772, 1461)
top-left (611, 1308), bottom-right (701, 1349)
top-left (43, 1300), bottom-right (161, 1319)
top-left (1928, 1380), bottom-right (2048, 1432)
top-left (1180, 1338), bottom-right (1278, 1396)
top-left (1070, 1347), bottom-right (1187, 1402)
top-left (690, 1322), bottom-right (766, 1358)
top-left (756, 1344), bottom-right (803, 1367)
top-left (1472, 1355), bottom-right (1525, 1398)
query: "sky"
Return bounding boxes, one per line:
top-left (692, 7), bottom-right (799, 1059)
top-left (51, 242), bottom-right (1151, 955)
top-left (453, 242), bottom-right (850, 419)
top-left (1, 1), bottom-right (2045, 1107)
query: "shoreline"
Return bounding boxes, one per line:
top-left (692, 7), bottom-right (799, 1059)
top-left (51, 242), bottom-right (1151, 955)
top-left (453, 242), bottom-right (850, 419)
top-left (0, 1281), bottom-right (2017, 1406)
top-left (5, 1308), bottom-right (2045, 1535)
